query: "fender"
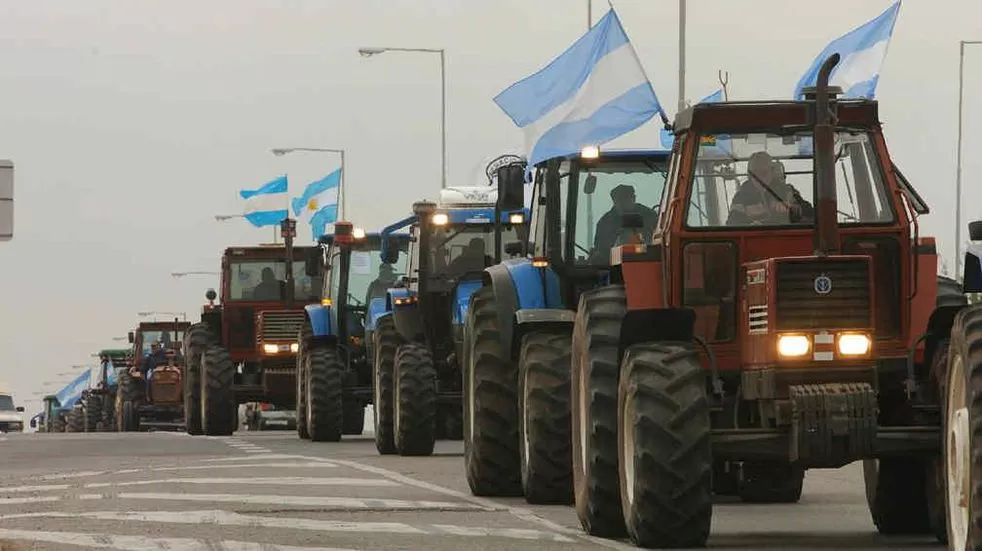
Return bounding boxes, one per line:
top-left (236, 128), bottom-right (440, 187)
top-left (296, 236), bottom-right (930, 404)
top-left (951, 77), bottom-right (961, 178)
top-left (511, 308), bottom-right (576, 359)
top-left (484, 258), bottom-right (564, 357)
top-left (366, 297), bottom-right (389, 333)
top-left (392, 300), bottom-right (424, 342)
top-left (452, 278), bottom-right (484, 326)
top-left (304, 304), bottom-right (335, 339)
top-left (617, 307), bottom-right (696, 365)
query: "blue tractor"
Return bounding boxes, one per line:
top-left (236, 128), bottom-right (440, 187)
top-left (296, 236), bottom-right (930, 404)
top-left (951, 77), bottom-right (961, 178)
top-left (297, 221), bottom-right (411, 442)
top-left (372, 174), bottom-right (529, 457)
top-left (461, 148), bottom-right (670, 513)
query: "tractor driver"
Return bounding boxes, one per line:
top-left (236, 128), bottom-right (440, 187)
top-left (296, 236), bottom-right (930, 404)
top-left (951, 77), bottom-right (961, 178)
top-left (140, 341), bottom-right (167, 398)
top-left (365, 263), bottom-right (397, 307)
top-left (592, 184), bottom-right (659, 263)
top-left (252, 267), bottom-right (282, 301)
top-left (727, 152), bottom-right (814, 225)
top-left (447, 237), bottom-right (491, 276)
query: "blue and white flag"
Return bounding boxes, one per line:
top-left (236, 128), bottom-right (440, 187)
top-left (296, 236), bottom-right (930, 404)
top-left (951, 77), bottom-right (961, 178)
top-left (493, 9), bottom-right (666, 178)
top-left (291, 168), bottom-right (340, 241)
top-left (240, 175), bottom-right (289, 228)
top-left (660, 89), bottom-right (725, 149)
top-left (793, 1), bottom-right (901, 100)
top-left (54, 369), bottom-right (91, 409)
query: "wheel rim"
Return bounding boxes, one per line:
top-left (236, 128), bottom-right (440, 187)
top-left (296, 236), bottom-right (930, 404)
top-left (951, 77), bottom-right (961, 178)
top-left (305, 354), bottom-right (314, 431)
top-left (373, 345), bottom-right (383, 434)
top-left (577, 354), bottom-right (589, 473)
top-left (947, 353), bottom-right (970, 550)
top-left (622, 388), bottom-right (636, 507)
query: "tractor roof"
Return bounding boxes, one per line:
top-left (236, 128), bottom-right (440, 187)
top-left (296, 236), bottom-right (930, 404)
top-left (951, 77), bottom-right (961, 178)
top-left (98, 348), bottom-right (129, 357)
top-left (225, 245), bottom-right (320, 259)
top-left (137, 320), bottom-right (191, 331)
top-left (672, 98), bottom-right (879, 134)
top-left (438, 187), bottom-right (497, 209)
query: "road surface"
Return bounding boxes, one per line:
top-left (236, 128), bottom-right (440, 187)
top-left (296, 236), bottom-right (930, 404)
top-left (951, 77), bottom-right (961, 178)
top-left (0, 418), bottom-right (946, 550)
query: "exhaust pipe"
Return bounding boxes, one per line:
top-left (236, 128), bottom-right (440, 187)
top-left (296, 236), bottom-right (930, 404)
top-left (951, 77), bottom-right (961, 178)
top-left (811, 53), bottom-right (841, 257)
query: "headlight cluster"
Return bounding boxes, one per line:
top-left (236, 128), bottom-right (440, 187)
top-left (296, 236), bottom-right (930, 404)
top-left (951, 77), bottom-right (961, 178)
top-left (776, 332), bottom-right (871, 359)
top-left (262, 343), bottom-right (299, 355)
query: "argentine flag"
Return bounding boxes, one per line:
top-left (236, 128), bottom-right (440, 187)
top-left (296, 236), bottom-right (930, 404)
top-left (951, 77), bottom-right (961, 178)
top-left (54, 369), bottom-right (91, 409)
top-left (292, 168), bottom-right (340, 241)
top-left (240, 175), bottom-right (289, 228)
top-left (493, 9), bottom-right (666, 178)
top-left (793, 1), bottom-right (901, 100)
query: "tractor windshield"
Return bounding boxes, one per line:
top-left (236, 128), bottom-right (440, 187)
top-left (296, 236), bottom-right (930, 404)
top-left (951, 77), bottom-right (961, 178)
top-left (428, 223), bottom-right (520, 277)
top-left (685, 130), bottom-right (895, 229)
top-left (228, 260), bottom-right (323, 302)
top-left (329, 245), bottom-right (409, 309)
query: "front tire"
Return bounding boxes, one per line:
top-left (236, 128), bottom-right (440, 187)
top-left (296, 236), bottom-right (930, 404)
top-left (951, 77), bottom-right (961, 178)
top-left (943, 304), bottom-right (982, 549)
top-left (183, 323), bottom-right (210, 436)
top-left (393, 343), bottom-right (437, 456)
top-left (83, 393), bottom-right (103, 433)
top-left (307, 346), bottom-right (343, 442)
top-left (200, 344), bottom-right (236, 436)
top-left (518, 330), bottom-right (573, 505)
top-left (618, 343), bottom-right (712, 549)
top-left (373, 316), bottom-right (402, 454)
top-left (463, 286), bottom-right (522, 496)
top-left (572, 286), bottom-right (628, 536)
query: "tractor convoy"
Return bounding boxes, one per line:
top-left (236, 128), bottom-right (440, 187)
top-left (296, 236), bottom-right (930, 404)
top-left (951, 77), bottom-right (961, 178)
top-left (35, 54), bottom-right (982, 549)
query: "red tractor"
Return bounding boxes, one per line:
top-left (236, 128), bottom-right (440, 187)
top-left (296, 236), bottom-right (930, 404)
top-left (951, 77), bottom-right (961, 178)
top-left (115, 319), bottom-right (191, 431)
top-left (184, 219), bottom-right (324, 435)
top-left (467, 54), bottom-right (972, 548)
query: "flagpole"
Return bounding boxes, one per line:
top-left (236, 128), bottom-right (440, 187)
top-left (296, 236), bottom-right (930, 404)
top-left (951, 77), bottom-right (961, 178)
top-left (339, 149), bottom-right (346, 220)
top-left (678, 0), bottom-right (686, 111)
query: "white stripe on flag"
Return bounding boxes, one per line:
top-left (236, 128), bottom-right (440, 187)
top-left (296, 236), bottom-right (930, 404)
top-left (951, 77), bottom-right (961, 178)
top-left (831, 39), bottom-right (888, 91)
top-left (298, 187), bottom-right (339, 223)
top-left (244, 192), bottom-right (287, 214)
top-left (522, 42), bottom-right (646, 155)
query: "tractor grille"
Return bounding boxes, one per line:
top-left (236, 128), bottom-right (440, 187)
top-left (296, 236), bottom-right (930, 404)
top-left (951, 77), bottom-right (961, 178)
top-left (256, 310), bottom-right (305, 344)
top-left (774, 259), bottom-right (870, 331)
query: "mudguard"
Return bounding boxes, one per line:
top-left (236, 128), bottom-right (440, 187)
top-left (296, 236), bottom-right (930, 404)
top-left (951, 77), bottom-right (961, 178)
top-left (453, 279), bottom-right (484, 326)
top-left (483, 258), bottom-right (565, 359)
top-left (304, 304), bottom-right (335, 338)
top-left (964, 245), bottom-right (982, 293)
top-left (366, 297), bottom-right (388, 332)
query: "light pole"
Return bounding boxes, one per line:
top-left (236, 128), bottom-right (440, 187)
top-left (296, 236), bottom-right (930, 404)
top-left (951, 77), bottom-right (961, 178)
top-left (956, 39), bottom-right (982, 278)
top-left (138, 311), bottom-right (187, 321)
top-left (271, 147), bottom-right (346, 219)
top-left (678, 0), bottom-right (686, 111)
top-left (358, 46), bottom-right (447, 190)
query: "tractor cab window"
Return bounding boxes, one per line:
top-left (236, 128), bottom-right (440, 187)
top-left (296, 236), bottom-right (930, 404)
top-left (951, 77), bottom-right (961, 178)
top-left (686, 131), bottom-right (895, 229)
top-left (565, 158), bottom-right (666, 265)
top-left (229, 260), bottom-right (322, 302)
top-left (327, 244), bottom-right (409, 310)
top-left (427, 223), bottom-right (519, 277)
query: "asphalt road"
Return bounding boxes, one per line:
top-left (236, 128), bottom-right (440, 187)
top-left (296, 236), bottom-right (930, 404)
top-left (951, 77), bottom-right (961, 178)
top-left (0, 414), bottom-right (947, 550)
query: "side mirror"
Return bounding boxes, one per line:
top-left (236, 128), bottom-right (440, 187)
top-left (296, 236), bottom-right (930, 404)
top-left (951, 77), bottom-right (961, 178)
top-left (621, 213), bottom-right (645, 230)
top-left (127, 331), bottom-right (135, 344)
top-left (504, 241), bottom-right (525, 256)
top-left (15, 406), bottom-right (24, 412)
top-left (304, 248), bottom-right (321, 277)
top-left (205, 288), bottom-right (217, 302)
top-left (970, 220), bottom-right (982, 241)
top-left (584, 174), bottom-right (598, 195)
top-left (380, 242), bottom-right (399, 265)
top-left (496, 163), bottom-right (525, 212)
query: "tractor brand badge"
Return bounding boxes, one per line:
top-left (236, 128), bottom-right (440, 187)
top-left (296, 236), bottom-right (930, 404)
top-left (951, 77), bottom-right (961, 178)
top-left (813, 274), bottom-right (833, 295)
top-left (746, 268), bottom-right (765, 285)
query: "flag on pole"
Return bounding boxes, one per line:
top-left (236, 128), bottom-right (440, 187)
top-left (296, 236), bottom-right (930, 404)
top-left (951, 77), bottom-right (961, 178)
top-left (493, 9), bottom-right (666, 178)
top-left (291, 168), bottom-right (340, 241)
top-left (793, 1), bottom-right (901, 100)
top-left (240, 175), bottom-right (289, 228)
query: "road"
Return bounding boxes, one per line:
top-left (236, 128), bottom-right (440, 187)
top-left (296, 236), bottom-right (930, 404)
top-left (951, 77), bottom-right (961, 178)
top-left (0, 416), bottom-right (946, 550)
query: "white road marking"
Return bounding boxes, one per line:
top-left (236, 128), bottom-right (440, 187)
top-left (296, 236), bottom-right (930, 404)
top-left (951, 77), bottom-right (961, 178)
top-left (115, 468), bottom-right (141, 474)
top-left (0, 528), bottom-right (359, 550)
top-left (143, 462), bottom-right (337, 472)
top-left (0, 509), bottom-right (575, 542)
top-left (0, 496), bottom-right (60, 504)
top-left (202, 453), bottom-right (317, 462)
top-left (38, 470), bottom-right (106, 480)
top-left (0, 483), bottom-right (70, 493)
top-left (116, 492), bottom-right (495, 511)
top-left (102, 476), bottom-right (399, 488)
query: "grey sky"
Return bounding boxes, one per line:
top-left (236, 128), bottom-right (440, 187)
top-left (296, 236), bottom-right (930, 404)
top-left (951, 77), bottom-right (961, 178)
top-left (1, 0), bottom-right (979, 412)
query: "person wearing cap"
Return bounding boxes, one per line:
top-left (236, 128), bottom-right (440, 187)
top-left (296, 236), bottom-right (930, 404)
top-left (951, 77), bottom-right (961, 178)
top-left (593, 184), bottom-right (659, 263)
top-left (140, 341), bottom-right (168, 399)
top-left (365, 263), bottom-right (398, 307)
top-left (727, 152), bottom-right (813, 225)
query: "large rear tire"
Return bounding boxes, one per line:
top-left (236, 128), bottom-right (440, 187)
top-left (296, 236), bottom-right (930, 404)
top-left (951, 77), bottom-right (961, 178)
top-left (199, 344), bottom-right (236, 436)
top-left (394, 343), bottom-right (437, 456)
top-left (67, 407), bottom-right (84, 433)
top-left (571, 285), bottom-right (628, 536)
top-left (83, 393), bottom-right (103, 433)
top-left (306, 346), bottom-right (343, 442)
top-left (296, 328), bottom-right (310, 440)
top-left (183, 323), bottom-right (210, 436)
top-left (518, 330), bottom-right (573, 505)
top-left (373, 316), bottom-right (402, 454)
top-left (115, 370), bottom-right (141, 432)
top-left (463, 286), bottom-right (522, 497)
top-left (863, 458), bottom-right (932, 534)
top-left (943, 304), bottom-right (982, 549)
top-left (618, 342), bottom-right (712, 549)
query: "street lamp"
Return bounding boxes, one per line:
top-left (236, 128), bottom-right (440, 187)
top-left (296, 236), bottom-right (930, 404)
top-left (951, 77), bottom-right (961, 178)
top-left (171, 271), bottom-right (220, 278)
top-left (358, 46), bottom-right (447, 190)
top-left (138, 311), bottom-right (187, 321)
top-left (270, 147), bottom-right (346, 219)
top-left (215, 214), bottom-right (243, 221)
top-left (956, 39), bottom-right (982, 278)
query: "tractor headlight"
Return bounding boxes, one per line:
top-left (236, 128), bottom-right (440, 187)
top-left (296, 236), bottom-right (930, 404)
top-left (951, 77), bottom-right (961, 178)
top-left (262, 344), bottom-right (279, 354)
top-left (352, 227), bottom-right (366, 239)
top-left (580, 145), bottom-right (600, 159)
top-left (290, 343), bottom-right (299, 353)
top-left (508, 213), bottom-right (525, 225)
top-left (837, 333), bottom-right (871, 356)
top-left (431, 213), bottom-right (449, 226)
top-left (777, 334), bottom-right (810, 358)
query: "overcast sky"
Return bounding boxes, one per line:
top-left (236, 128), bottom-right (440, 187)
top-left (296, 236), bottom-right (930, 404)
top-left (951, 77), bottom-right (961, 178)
top-left (1, 0), bottom-right (979, 413)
